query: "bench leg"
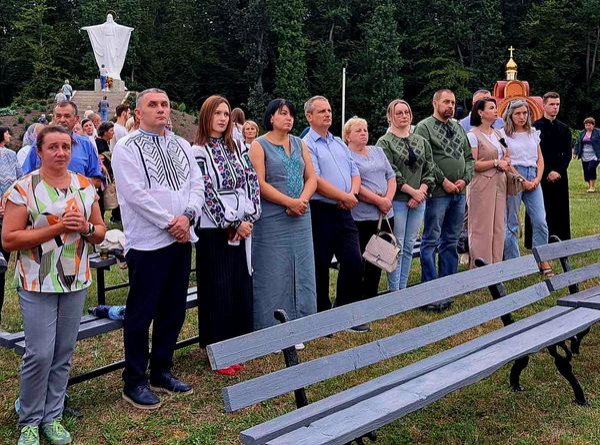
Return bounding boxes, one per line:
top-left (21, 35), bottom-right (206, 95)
top-left (62, 394), bottom-right (82, 419)
top-left (274, 309), bottom-right (309, 409)
top-left (547, 342), bottom-right (588, 406)
top-left (570, 327), bottom-right (591, 355)
top-left (345, 430), bottom-right (378, 445)
top-left (509, 356), bottom-right (530, 391)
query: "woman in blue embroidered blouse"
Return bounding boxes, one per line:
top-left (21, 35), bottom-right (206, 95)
top-left (0, 127), bottom-right (23, 327)
top-left (192, 96), bottom-right (261, 375)
top-left (249, 99), bottom-right (318, 336)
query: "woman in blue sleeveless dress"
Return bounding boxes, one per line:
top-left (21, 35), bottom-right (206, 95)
top-left (249, 99), bottom-right (318, 332)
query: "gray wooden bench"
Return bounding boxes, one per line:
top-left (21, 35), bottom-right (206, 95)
top-left (0, 287), bottom-right (199, 386)
top-left (207, 234), bottom-right (600, 445)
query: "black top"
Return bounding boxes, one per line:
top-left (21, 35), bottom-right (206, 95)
top-left (533, 117), bottom-right (572, 178)
top-left (96, 138), bottom-right (110, 155)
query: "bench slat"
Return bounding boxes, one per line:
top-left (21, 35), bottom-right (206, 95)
top-left (225, 282), bottom-right (550, 412)
top-left (558, 287), bottom-right (600, 310)
top-left (266, 307), bottom-right (600, 445)
top-left (1, 314), bottom-right (103, 349)
top-left (208, 255), bottom-right (539, 370)
top-left (557, 285), bottom-right (600, 308)
top-left (241, 305), bottom-right (570, 445)
top-left (533, 234), bottom-right (600, 262)
top-left (546, 263), bottom-right (600, 291)
top-left (13, 293), bottom-right (198, 355)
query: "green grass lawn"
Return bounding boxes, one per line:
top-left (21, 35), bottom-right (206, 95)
top-left (0, 162), bottom-right (599, 444)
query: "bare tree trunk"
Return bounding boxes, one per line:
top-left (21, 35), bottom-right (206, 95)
top-left (586, 33), bottom-right (591, 82)
top-left (591, 25), bottom-right (600, 80)
top-left (329, 22), bottom-right (335, 42)
top-left (457, 44), bottom-right (465, 66)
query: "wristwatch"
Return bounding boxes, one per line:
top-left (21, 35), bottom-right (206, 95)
top-left (182, 207), bottom-right (196, 223)
top-left (493, 159), bottom-right (499, 169)
top-left (83, 223), bottom-right (95, 237)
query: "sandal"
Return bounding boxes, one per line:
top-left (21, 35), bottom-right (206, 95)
top-left (539, 262), bottom-right (555, 277)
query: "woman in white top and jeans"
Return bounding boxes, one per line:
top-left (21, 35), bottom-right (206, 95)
top-left (502, 99), bottom-right (551, 273)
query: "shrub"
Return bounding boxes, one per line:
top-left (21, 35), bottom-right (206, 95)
top-left (178, 103), bottom-right (187, 112)
top-left (17, 116), bottom-right (25, 124)
top-left (0, 107), bottom-right (16, 117)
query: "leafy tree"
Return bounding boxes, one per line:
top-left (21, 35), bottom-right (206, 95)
top-left (266, 0), bottom-right (309, 128)
top-left (352, 2), bottom-right (404, 137)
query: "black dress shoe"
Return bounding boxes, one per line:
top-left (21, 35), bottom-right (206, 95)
top-left (150, 372), bottom-right (193, 395)
top-left (423, 299), bottom-right (453, 312)
top-left (122, 384), bottom-right (161, 410)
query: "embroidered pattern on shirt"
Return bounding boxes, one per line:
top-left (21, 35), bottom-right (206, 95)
top-left (431, 120), bottom-right (465, 160)
top-left (131, 133), bottom-right (191, 190)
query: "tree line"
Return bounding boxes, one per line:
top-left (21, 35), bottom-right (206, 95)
top-left (1, 0), bottom-right (599, 136)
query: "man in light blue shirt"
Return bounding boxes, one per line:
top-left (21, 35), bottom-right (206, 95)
top-left (23, 101), bottom-right (103, 187)
top-left (459, 89), bottom-right (504, 132)
top-left (303, 96), bottom-right (366, 330)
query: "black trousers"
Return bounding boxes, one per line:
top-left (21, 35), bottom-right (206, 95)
top-left (310, 201), bottom-right (362, 312)
top-left (355, 218), bottom-right (394, 300)
top-left (122, 242), bottom-right (192, 387)
top-left (582, 160), bottom-right (599, 182)
top-left (195, 228), bottom-right (253, 347)
top-left (0, 243), bottom-right (10, 325)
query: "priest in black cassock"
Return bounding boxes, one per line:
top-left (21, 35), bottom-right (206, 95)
top-left (527, 91), bottom-right (571, 246)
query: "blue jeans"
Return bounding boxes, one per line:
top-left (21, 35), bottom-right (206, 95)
top-left (420, 194), bottom-right (466, 282)
top-left (100, 75), bottom-right (107, 90)
top-left (100, 109), bottom-right (108, 122)
top-left (504, 165), bottom-right (548, 259)
top-left (387, 200), bottom-right (425, 290)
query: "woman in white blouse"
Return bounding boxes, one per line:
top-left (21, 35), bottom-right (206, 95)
top-left (192, 95), bottom-right (261, 376)
top-left (501, 99), bottom-right (550, 273)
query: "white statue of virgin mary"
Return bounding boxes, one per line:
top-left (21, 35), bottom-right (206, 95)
top-left (81, 14), bottom-right (134, 81)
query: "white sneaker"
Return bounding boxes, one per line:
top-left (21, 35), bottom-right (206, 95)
top-left (295, 343), bottom-right (305, 351)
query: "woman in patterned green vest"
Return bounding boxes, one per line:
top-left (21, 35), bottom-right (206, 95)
top-left (377, 100), bottom-right (436, 290)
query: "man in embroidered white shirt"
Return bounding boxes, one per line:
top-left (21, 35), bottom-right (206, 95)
top-left (112, 88), bottom-right (204, 410)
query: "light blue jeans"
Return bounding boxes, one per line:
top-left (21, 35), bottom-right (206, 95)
top-left (420, 194), bottom-right (466, 282)
top-left (503, 165), bottom-right (549, 259)
top-left (18, 288), bottom-right (86, 426)
top-left (387, 200), bottom-right (426, 290)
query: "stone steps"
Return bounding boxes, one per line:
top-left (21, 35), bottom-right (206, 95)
top-left (72, 90), bottom-right (132, 120)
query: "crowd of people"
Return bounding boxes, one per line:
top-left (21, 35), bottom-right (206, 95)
top-left (0, 85), bottom-right (595, 445)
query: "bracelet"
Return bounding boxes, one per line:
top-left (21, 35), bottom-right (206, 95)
top-left (83, 223), bottom-right (95, 237)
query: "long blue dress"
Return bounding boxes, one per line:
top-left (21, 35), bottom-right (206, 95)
top-left (252, 135), bottom-right (317, 330)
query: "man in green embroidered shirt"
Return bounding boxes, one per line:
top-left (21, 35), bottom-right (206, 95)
top-left (414, 89), bottom-right (474, 309)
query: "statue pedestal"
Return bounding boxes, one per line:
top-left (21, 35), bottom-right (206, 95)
top-left (94, 78), bottom-right (126, 92)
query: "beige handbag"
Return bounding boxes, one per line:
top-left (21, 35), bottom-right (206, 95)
top-left (362, 214), bottom-right (400, 273)
top-left (103, 176), bottom-right (119, 210)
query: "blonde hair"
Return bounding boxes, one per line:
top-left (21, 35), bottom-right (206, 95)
top-left (584, 117), bottom-right (595, 126)
top-left (502, 99), bottom-right (533, 137)
top-left (242, 120), bottom-right (259, 141)
top-left (386, 99), bottom-right (413, 125)
top-left (343, 116), bottom-right (368, 143)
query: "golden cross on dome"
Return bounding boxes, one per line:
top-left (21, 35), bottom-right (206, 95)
top-left (508, 46), bottom-right (515, 58)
